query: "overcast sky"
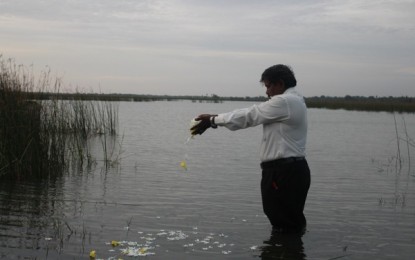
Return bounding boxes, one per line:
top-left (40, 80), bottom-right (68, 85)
top-left (1, 0), bottom-right (414, 97)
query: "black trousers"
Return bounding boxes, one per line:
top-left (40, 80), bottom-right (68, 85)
top-left (261, 158), bottom-right (310, 232)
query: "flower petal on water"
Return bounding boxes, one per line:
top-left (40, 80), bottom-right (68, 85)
top-left (89, 250), bottom-right (96, 258)
top-left (121, 246), bottom-right (155, 257)
top-left (180, 160), bottom-right (187, 170)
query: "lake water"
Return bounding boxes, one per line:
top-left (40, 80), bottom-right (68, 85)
top-left (1, 100), bottom-right (414, 260)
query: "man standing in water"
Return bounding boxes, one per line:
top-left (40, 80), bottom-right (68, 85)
top-left (191, 64), bottom-right (310, 233)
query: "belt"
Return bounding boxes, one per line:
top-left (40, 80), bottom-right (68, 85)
top-left (260, 157), bottom-right (305, 169)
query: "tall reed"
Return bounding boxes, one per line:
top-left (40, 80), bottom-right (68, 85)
top-left (375, 114), bottom-right (414, 208)
top-left (0, 56), bottom-right (118, 179)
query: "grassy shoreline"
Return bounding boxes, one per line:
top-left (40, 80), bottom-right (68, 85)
top-left (30, 92), bottom-right (415, 113)
top-left (305, 96), bottom-right (415, 113)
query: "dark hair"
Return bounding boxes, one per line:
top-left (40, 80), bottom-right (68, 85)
top-left (260, 64), bottom-right (297, 89)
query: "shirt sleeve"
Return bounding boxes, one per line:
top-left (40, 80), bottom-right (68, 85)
top-left (214, 96), bottom-right (290, 131)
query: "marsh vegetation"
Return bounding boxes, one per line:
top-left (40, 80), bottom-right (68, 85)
top-left (0, 56), bottom-right (119, 180)
top-left (372, 113), bottom-right (415, 208)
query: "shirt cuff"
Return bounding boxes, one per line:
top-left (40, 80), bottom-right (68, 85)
top-left (214, 114), bottom-right (226, 126)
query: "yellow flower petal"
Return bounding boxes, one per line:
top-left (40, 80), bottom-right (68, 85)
top-left (89, 250), bottom-right (96, 259)
top-left (180, 160), bottom-right (187, 170)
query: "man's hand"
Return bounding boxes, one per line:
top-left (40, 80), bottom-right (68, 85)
top-left (190, 114), bottom-right (217, 135)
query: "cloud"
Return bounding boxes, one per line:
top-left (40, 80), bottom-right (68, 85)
top-left (0, 0), bottom-right (414, 96)
top-left (397, 66), bottom-right (415, 75)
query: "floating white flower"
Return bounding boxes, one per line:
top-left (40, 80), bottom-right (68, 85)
top-left (121, 246), bottom-right (155, 257)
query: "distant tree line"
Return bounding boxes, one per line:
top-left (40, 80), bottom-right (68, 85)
top-left (305, 95), bottom-right (415, 113)
top-left (28, 92), bottom-right (269, 102)
top-left (28, 92), bottom-right (415, 113)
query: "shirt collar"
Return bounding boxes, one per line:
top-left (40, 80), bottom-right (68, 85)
top-left (283, 87), bottom-right (296, 94)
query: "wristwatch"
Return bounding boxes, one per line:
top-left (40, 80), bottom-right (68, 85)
top-left (210, 116), bottom-right (218, 128)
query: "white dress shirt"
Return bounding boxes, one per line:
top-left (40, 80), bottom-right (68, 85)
top-left (214, 87), bottom-right (307, 162)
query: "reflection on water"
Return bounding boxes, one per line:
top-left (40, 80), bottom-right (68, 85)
top-left (0, 177), bottom-right (65, 259)
top-left (1, 101), bottom-right (415, 259)
top-left (260, 231), bottom-right (306, 260)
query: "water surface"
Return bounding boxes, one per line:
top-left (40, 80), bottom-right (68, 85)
top-left (1, 101), bottom-right (414, 259)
